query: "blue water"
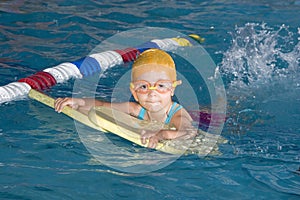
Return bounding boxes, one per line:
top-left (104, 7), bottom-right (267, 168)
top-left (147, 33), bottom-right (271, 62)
top-left (1, 0), bottom-right (300, 199)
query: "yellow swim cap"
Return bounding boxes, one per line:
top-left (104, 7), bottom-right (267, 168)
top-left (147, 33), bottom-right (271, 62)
top-left (132, 49), bottom-right (177, 81)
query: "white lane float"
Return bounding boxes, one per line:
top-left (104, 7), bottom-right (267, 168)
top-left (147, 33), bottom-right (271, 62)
top-left (0, 35), bottom-right (203, 104)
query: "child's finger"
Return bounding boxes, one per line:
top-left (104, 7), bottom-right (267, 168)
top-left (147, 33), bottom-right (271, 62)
top-left (140, 130), bottom-right (147, 145)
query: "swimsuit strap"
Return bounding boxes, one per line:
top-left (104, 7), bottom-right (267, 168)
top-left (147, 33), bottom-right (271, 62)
top-left (137, 106), bottom-right (146, 120)
top-left (165, 102), bottom-right (183, 124)
top-left (137, 102), bottom-right (183, 124)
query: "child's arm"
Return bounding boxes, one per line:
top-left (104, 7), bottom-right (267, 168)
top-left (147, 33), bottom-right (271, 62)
top-left (54, 97), bottom-right (106, 114)
top-left (54, 97), bottom-right (136, 115)
top-left (141, 109), bottom-right (197, 148)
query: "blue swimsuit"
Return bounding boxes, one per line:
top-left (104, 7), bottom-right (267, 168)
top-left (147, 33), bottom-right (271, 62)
top-left (137, 102), bottom-right (183, 124)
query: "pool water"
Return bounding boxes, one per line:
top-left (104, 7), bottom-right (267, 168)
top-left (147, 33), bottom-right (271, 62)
top-left (0, 0), bottom-right (299, 199)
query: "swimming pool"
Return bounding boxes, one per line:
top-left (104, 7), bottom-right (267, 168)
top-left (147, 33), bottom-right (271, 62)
top-left (0, 0), bottom-right (299, 199)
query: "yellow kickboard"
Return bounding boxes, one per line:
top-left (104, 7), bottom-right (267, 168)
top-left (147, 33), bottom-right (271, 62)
top-left (28, 89), bottom-right (187, 154)
top-left (28, 89), bottom-right (226, 155)
top-left (28, 89), bottom-right (106, 132)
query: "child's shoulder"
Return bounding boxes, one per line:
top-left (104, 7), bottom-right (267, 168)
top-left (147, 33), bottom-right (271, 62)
top-left (172, 104), bottom-right (192, 120)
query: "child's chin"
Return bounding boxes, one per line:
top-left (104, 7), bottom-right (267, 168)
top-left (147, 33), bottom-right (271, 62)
top-left (148, 105), bottom-right (163, 112)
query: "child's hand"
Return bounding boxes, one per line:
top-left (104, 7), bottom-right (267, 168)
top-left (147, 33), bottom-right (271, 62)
top-left (140, 130), bottom-right (163, 149)
top-left (54, 98), bottom-right (85, 113)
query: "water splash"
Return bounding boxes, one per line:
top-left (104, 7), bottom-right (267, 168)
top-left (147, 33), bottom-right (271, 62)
top-left (219, 23), bottom-right (299, 89)
top-left (218, 23), bottom-right (300, 135)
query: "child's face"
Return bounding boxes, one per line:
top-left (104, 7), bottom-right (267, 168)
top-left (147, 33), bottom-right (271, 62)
top-left (131, 71), bottom-right (174, 113)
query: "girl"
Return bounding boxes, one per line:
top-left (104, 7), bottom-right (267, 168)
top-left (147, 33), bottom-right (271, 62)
top-left (55, 49), bottom-right (195, 148)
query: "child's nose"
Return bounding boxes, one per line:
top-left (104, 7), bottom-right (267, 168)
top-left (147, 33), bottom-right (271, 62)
top-left (147, 89), bottom-right (157, 96)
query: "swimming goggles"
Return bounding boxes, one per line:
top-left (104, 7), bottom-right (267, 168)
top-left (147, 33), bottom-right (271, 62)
top-left (130, 80), bottom-right (181, 94)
